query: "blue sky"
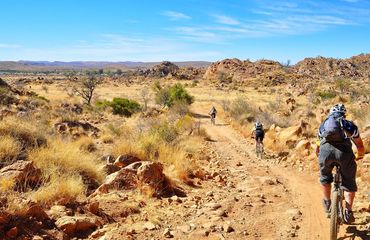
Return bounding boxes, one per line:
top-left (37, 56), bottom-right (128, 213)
top-left (0, 0), bottom-right (369, 62)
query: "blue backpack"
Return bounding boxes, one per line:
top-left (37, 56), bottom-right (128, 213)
top-left (321, 115), bottom-right (346, 143)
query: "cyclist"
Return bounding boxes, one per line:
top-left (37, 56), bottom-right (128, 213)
top-left (252, 121), bottom-right (265, 146)
top-left (209, 106), bottom-right (217, 124)
top-left (316, 103), bottom-right (365, 223)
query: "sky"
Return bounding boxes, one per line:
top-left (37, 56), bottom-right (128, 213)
top-left (0, 0), bottom-right (370, 63)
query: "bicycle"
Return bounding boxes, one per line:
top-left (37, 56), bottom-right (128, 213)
top-left (210, 114), bottom-right (215, 125)
top-left (255, 139), bottom-right (264, 159)
top-left (330, 165), bottom-right (344, 240)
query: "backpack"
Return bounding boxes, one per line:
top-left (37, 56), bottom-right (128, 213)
top-left (321, 115), bottom-right (346, 143)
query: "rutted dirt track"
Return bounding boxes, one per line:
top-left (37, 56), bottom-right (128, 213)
top-left (187, 104), bottom-right (329, 239)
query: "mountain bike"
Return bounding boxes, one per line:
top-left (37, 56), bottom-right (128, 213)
top-left (210, 114), bottom-right (215, 125)
top-left (330, 165), bottom-right (344, 240)
top-left (255, 139), bottom-right (264, 159)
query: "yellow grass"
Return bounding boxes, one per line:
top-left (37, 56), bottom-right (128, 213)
top-left (75, 136), bottom-right (97, 152)
top-left (0, 135), bottom-right (21, 163)
top-left (29, 139), bottom-right (106, 183)
top-left (30, 174), bottom-right (86, 205)
top-left (0, 178), bottom-right (15, 192)
top-left (0, 116), bottom-right (47, 149)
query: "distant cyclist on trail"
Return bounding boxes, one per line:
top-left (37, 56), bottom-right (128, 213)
top-left (252, 121), bottom-right (265, 145)
top-left (316, 103), bottom-right (365, 224)
top-left (209, 106), bottom-right (217, 125)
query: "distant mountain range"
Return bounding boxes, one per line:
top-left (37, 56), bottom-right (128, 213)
top-left (0, 61), bottom-right (212, 71)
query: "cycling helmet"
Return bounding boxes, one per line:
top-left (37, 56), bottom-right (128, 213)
top-left (255, 121), bottom-right (262, 128)
top-left (330, 103), bottom-right (346, 115)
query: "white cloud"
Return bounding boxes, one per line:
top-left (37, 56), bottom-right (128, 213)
top-left (213, 15), bottom-right (240, 25)
top-left (0, 44), bottom-right (21, 48)
top-left (9, 34), bottom-right (220, 61)
top-left (162, 11), bottom-right (191, 21)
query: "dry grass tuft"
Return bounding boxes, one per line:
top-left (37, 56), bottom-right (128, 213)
top-left (0, 135), bottom-right (21, 163)
top-left (29, 175), bottom-right (86, 205)
top-left (29, 139), bottom-right (106, 183)
top-left (0, 116), bottom-right (47, 149)
top-left (75, 136), bottom-right (97, 152)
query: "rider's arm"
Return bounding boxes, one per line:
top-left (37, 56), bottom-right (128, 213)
top-left (352, 137), bottom-right (365, 160)
top-left (343, 120), bottom-right (365, 160)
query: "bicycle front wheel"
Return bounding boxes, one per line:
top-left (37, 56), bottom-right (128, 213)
top-left (330, 190), bottom-right (339, 240)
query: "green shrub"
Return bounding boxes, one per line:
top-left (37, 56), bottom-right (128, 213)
top-left (95, 98), bottom-right (141, 117)
top-left (315, 90), bottom-right (336, 100)
top-left (155, 83), bottom-right (194, 107)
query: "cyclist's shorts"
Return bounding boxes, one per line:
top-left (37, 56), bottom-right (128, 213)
top-left (255, 130), bottom-right (264, 142)
top-left (318, 143), bottom-right (357, 191)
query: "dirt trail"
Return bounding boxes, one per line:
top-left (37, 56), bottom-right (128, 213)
top-left (190, 104), bottom-right (330, 239)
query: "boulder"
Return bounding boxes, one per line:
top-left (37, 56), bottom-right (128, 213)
top-left (93, 168), bottom-right (138, 195)
top-left (26, 203), bottom-right (49, 221)
top-left (47, 205), bottom-right (71, 220)
top-left (295, 140), bottom-right (311, 151)
top-left (0, 161), bottom-right (41, 188)
top-left (136, 161), bottom-right (174, 196)
top-left (55, 215), bottom-right (102, 236)
top-left (114, 154), bottom-right (141, 168)
top-left (361, 129), bottom-right (370, 153)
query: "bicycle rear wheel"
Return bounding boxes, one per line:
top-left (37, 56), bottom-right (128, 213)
top-left (330, 190), bottom-right (339, 240)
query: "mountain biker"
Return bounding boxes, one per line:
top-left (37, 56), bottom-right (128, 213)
top-left (209, 106), bottom-right (217, 123)
top-left (316, 103), bottom-right (365, 224)
top-left (252, 121), bottom-right (265, 145)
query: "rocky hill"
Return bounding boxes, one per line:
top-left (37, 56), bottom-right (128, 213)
top-left (203, 54), bottom-right (370, 84)
top-left (204, 58), bottom-right (283, 82)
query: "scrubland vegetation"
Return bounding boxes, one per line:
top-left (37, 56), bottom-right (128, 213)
top-left (0, 57), bottom-right (369, 239)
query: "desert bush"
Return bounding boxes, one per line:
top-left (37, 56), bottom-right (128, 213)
top-left (29, 139), bottom-right (105, 183)
top-left (96, 98), bottom-right (141, 117)
top-left (335, 78), bottom-right (351, 93)
top-left (170, 100), bottom-right (190, 116)
top-left (229, 97), bottom-right (257, 122)
top-left (315, 89), bottom-right (336, 100)
top-left (0, 136), bottom-right (21, 164)
top-left (217, 71), bottom-right (233, 84)
top-left (150, 121), bottom-right (179, 144)
top-left (110, 98), bottom-right (141, 116)
top-left (176, 115), bottom-right (195, 134)
top-left (155, 83), bottom-right (194, 107)
top-left (0, 117), bottom-right (47, 149)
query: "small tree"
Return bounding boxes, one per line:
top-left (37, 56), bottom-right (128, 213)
top-left (140, 88), bottom-right (151, 111)
top-left (154, 83), bottom-right (194, 108)
top-left (74, 75), bottom-right (101, 105)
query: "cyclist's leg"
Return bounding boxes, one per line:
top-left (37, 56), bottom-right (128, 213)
top-left (337, 150), bottom-right (357, 210)
top-left (318, 145), bottom-right (335, 201)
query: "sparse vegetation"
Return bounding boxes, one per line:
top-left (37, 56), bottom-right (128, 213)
top-left (74, 74), bottom-right (102, 105)
top-left (154, 82), bottom-right (194, 107)
top-left (96, 97), bottom-right (141, 117)
top-left (315, 89), bottom-right (337, 100)
top-left (0, 135), bottom-right (21, 164)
